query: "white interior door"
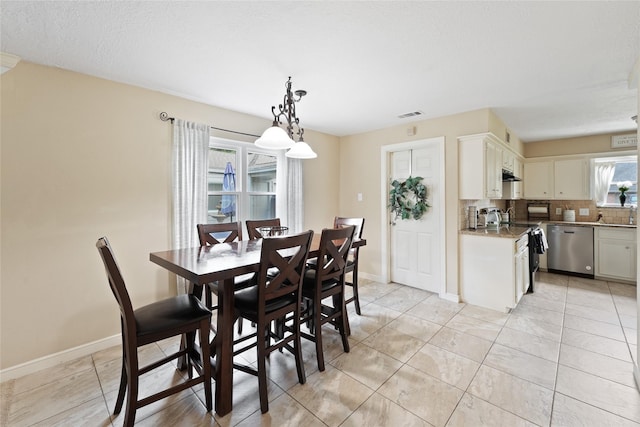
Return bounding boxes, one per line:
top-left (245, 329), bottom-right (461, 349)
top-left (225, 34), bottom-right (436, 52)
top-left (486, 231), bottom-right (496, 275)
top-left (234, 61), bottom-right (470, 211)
top-left (389, 143), bottom-right (442, 293)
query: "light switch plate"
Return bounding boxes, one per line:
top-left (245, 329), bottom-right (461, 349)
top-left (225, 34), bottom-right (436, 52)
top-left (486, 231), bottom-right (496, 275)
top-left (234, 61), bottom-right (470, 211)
top-left (579, 208), bottom-right (589, 216)
top-left (556, 208), bottom-right (562, 215)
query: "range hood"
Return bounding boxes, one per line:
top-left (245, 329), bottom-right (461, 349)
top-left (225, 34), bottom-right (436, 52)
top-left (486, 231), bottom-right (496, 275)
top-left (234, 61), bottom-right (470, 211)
top-left (502, 168), bottom-right (521, 182)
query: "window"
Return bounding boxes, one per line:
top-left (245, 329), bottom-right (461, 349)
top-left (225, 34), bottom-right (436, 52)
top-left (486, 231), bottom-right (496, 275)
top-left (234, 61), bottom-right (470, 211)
top-left (594, 155), bottom-right (637, 207)
top-left (207, 138), bottom-right (283, 224)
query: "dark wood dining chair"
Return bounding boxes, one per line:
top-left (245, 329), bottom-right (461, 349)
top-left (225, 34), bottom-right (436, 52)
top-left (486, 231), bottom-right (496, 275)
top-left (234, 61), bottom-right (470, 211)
top-left (300, 225), bottom-right (356, 371)
top-left (246, 218), bottom-right (281, 240)
top-left (197, 222), bottom-right (255, 334)
top-left (96, 237), bottom-right (212, 427)
top-left (232, 230), bottom-right (314, 413)
top-left (334, 217), bottom-right (365, 315)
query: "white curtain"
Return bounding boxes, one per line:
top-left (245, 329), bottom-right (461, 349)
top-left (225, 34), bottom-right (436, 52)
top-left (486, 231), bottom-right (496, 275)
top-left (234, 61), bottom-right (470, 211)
top-left (276, 157), bottom-right (304, 233)
top-left (172, 119), bottom-right (210, 293)
top-left (594, 161), bottom-right (616, 206)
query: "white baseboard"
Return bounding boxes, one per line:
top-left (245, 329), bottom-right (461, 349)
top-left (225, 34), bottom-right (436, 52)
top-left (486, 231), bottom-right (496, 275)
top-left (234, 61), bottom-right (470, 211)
top-left (440, 292), bottom-right (460, 303)
top-left (0, 334), bottom-right (121, 382)
top-left (359, 271), bottom-right (384, 283)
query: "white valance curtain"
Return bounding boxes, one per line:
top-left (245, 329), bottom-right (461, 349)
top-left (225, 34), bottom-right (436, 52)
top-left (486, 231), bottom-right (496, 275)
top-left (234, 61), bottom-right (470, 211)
top-left (594, 161), bottom-right (616, 206)
top-left (172, 119), bottom-right (210, 293)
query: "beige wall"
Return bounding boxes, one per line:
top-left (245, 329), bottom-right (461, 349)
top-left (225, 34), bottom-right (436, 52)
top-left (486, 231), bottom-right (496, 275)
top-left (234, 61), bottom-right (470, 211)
top-left (0, 62), bottom-right (338, 369)
top-left (338, 109), bottom-right (498, 296)
top-left (524, 132), bottom-right (636, 157)
top-left (488, 109), bottom-right (525, 157)
top-left (0, 60), bottom-right (527, 371)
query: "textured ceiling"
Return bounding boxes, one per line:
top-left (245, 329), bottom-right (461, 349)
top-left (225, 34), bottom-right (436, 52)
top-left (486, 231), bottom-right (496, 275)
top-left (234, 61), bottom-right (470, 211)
top-left (1, 1), bottom-right (639, 141)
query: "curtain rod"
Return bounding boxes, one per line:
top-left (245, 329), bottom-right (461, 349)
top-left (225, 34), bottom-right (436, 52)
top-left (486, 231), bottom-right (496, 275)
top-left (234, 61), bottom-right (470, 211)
top-left (159, 112), bottom-right (261, 138)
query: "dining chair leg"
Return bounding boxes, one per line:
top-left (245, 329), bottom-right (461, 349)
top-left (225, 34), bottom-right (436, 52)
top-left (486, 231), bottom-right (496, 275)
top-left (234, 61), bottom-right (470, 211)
top-left (257, 323), bottom-right (269, 413)
top-left (339, 297), bottom-right (350, 353)
top-left (123, 354), bottom-right (139, 427)
top-left (351, 269), bottom-right (361, 315)
top-left (114, 357), bottom-right (127, 414)
top-left (293, 315), bottom-right (306, 384)
top-left (200, 318), bottom-right (213, 412)
top-left (314, 301), bottom-right (325, 371)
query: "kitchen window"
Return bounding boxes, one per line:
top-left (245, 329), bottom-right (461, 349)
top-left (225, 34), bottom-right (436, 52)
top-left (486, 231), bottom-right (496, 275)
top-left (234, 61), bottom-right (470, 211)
top-left (594, 155), bottom-right (637, 207)
top-left (207, 137), bottom-right (283, 224)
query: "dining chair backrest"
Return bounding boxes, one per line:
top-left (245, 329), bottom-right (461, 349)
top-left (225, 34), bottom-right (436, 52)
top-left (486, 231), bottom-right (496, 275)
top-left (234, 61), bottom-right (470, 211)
top-left (334, 217), bottom-right (365, 240)
top-left (332, 217), bottom-right (365, 316)
top-left (315, 225), bottom-right (356, 285)
top-left (197, 222), bottom-right (243, 246)
top-left (96, 237), bottom-right (134, 328)
top-left (258, 231), bottom-right (314, 304)
top-left (246, 218), bottom-right (281, 240)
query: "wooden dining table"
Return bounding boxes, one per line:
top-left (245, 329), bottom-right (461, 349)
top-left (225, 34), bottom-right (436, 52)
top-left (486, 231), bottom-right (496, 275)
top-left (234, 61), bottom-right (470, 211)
top-left (149, 233), bottom-right (366, 416)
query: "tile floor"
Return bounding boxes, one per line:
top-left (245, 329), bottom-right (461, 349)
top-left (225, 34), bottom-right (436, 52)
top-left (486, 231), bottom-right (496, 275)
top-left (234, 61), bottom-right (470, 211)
top-left (2, 271), bottom-right (640, 426)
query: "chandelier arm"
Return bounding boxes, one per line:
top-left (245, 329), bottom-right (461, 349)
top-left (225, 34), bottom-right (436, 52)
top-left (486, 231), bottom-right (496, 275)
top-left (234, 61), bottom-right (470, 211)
top-left (257, 76), bottom-right (316, 158)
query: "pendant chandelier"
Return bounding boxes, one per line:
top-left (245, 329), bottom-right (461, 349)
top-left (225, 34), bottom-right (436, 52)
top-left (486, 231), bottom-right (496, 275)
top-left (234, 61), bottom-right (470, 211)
top-left (255, 77), bottom-right (317, 159)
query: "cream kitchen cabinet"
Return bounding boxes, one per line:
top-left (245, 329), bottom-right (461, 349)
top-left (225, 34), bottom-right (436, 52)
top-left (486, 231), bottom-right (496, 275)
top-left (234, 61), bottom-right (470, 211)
top-left (459, 133), bottom-right (503, 199)
top-left (460, 232), bottom-right (528, 312)
top-left (524, 158), bottom-right (590, 200)
top-left (502, 150), bottom-right (515, 172)
top-left (595, 227), bottom-right (637, 282)
top-left (524, 161), bottom-right (553, 199)
top-left (554, 159), bottom-right (590, 199)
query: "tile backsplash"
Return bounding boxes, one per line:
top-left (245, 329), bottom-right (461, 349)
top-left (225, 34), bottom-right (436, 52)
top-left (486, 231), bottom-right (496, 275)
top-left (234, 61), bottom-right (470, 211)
top-left (459, 199), bottom-right (507, 229)
top-left (460, 199), bottom-right (637, 229)
top-left (513, 200), bottom-right (635, 225)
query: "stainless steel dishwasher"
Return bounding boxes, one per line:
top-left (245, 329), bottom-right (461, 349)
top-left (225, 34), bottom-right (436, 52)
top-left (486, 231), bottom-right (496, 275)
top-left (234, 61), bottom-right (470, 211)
top-left (547, 224), bottom-right (594, 278)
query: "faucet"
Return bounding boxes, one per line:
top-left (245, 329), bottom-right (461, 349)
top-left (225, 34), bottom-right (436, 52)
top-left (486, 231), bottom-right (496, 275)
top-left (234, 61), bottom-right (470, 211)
top-left (630, 206), bottom-right (636, 225)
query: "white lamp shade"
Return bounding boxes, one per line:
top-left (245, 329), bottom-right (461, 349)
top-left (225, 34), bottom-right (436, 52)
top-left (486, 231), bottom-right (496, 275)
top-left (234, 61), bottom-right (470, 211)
top-left (286, 141), bottom-right (317, 159)
top-left (255, 126), bottom-right (295, 149)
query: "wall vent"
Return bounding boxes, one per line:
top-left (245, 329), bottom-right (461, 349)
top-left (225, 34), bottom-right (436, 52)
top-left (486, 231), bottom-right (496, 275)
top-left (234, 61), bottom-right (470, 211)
top-left (398, 111), bottom-right (423, 119)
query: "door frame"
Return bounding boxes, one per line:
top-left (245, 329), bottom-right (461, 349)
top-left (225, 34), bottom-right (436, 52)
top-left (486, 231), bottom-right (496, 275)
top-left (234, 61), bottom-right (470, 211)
top-left (380, 137), bottom-right (446, 297)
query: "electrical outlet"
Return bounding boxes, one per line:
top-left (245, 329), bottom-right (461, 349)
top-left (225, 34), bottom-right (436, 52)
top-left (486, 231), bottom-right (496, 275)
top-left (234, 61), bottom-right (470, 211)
top-left (357, 192), bottom-right (363, 202)
top-left (556, 208), bottom-right (562, 215)
top-left (579, 208), bottom-right (589, 216)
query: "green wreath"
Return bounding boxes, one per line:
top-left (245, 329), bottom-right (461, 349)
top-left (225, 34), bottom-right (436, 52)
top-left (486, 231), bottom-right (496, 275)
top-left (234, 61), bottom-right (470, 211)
top-left (389, 176), bottom-right (430, 222)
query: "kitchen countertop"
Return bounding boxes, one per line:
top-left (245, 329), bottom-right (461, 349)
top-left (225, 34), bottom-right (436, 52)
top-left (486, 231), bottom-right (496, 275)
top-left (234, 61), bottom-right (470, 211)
top-left (544, 221), bottom-right (637, 229)
top-left (460, 225), bottom-right (531, 239)
top-left (460, 220), bottom-right (636, 239)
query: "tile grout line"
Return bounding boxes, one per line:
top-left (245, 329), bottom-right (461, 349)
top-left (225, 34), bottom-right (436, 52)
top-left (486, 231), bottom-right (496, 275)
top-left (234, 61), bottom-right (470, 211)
top-left (548, 277), bottom-right (569, 427)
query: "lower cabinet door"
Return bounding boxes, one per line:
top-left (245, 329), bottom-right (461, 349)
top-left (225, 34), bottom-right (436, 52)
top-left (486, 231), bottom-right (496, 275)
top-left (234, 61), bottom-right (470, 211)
top-left (597, 239), bottom-right (636, 281)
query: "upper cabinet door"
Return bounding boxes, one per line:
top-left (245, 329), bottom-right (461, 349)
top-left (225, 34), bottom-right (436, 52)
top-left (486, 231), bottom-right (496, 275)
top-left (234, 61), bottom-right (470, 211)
top-left (458, 133), bottom-right (504, 200)
top-left (554, 159), bottom-right (589, 199)
top-left (524, 161), bottom-right (553, 199)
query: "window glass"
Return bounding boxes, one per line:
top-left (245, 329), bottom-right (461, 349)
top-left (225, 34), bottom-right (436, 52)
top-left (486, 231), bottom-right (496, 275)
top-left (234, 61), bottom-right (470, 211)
top-left (207, 139), bottom-right (282, 224)
top-left (207, 147), bottom-right (238, 223)
top-left (247, 152), bottom-right (277, 192)
top-left (595, 155), bottom-right (637, 207)
top-left (608, 160), bottom-right (637, 205)
top-left (248, 195), bottom-right (276, 219)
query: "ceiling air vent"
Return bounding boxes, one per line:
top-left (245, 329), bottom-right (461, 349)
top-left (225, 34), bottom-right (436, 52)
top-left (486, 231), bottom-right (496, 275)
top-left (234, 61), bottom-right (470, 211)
top-left (398, 111), bottom-right (423, 119)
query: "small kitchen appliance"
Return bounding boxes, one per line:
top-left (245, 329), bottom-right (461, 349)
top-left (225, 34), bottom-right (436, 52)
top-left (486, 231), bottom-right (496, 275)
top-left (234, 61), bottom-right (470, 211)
top-left (477, 207), bottom-right (501, 228)
top-left (468, 206), bottom-right (477, 229)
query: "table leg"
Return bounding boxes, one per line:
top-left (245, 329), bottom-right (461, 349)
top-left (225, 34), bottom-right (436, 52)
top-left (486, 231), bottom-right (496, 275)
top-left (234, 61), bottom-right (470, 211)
top-left (214, 278), bottom-right (234, 416)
